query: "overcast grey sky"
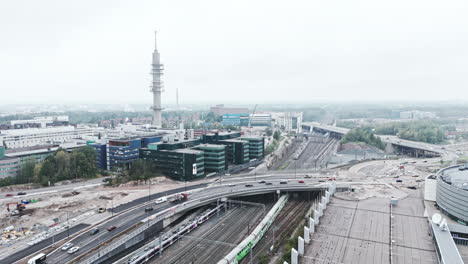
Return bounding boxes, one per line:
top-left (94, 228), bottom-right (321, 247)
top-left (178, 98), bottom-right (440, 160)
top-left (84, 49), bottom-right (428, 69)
top-left (1, 0), bottom-right (467, 105)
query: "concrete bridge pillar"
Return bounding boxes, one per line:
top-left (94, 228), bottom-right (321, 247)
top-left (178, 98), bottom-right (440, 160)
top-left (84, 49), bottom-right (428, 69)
top-left (291, 248), bottom-right (298, 264)
top-left (322, 197), bottom-right (327, 209)
top-left (298, 236), bottom-right (304, 256)
top-left (314, 210), bottom-right (320, 224)
top-left (304, 226), bottom-right (310, 244)
top-left (310, 217), bottom-right (315, 232)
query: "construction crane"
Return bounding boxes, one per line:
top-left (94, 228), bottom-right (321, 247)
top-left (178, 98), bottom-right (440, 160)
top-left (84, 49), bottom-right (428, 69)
top-left (248, 104), bottom-right (258, 128)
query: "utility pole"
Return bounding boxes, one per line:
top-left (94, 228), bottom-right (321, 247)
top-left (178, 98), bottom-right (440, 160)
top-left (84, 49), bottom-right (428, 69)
top-left (295, 160), bottom-right (297, 179)
top-left (148, 179), bottom-right (151, 203)
top-left (66, 211), bottom-right (70, 238)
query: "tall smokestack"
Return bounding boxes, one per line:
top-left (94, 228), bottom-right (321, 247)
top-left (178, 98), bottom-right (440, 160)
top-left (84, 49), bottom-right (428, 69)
top-left (151, 31), bottom-right (164, 127)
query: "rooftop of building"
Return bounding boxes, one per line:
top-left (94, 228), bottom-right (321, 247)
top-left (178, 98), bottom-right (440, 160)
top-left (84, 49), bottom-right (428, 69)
top-left (0, 126), bottom-right (92, 136)
top-left (5, 143), bottom-right (85, 157)
top-left (204, 130), bottom-right (240, 135)
top-left (193, 144), bottom-right (226, 149)
top-left (171, 148), bottom-right (204, 154)
top-left (219, 139), bottom-right (248, 143)
top-left (240, 136), bottom-right (264, 140)
top-left (439, 165), bottom-right (468, 190)
top-left (151, 138), bottom-right (199, 146)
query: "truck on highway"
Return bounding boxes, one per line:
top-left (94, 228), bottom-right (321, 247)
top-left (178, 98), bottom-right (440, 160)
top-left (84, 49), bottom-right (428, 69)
top-left (168, 193), bottom-right (188, 203)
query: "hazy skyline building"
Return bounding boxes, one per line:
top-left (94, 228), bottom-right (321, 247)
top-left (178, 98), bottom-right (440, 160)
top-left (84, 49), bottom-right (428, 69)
top-left (151, 31), bottom-right (164, 127)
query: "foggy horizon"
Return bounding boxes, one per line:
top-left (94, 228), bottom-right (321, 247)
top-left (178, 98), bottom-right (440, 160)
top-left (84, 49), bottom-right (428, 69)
top-left (2, 0), bottom-right (468, 104)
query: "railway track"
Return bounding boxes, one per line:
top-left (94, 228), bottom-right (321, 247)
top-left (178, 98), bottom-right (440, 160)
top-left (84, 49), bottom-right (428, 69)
top-left (240, 199), bottom-right (311, 263)
top-left (154, 205), bottom-right (265, 264)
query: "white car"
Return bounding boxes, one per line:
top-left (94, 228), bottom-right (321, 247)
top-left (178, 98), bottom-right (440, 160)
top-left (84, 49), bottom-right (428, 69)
top-left (155, 197), bottom-right (167, 204)
top-left (61, 242), bottom-right (73, 251)
top-left (68, 246), bottom-right (80, 254)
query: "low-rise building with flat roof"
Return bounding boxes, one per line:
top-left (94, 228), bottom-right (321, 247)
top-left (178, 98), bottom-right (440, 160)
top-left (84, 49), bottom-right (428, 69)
top-left (0, 156), bottom-right (20, 179)
top-left (240, 136), bottom-right (264, 160)
top-left (193, 144), bottom-right (227, 173)
top-left (140, 148), bottom-right (205, 181)
top-left (218, 139), bottom-right (250, 165)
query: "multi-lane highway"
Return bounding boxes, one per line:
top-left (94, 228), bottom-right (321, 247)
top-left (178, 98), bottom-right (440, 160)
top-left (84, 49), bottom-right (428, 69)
top-left (0, 177), bottom-right (108, 201)
top-left (11, 175), bottom-right (329, 264)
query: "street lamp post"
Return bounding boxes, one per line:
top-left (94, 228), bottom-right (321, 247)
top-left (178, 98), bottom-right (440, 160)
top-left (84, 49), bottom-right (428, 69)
top-left (66, 211), bottom-right (70, 238)
top-left (295, 160), bottom-right (297, 179)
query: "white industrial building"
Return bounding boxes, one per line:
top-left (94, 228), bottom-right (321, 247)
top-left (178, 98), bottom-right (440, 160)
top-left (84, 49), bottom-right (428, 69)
top-left (273, 112), bottom-right (303, 133)
top-left (9, 116), bottom-right (69, 128)
top-left (249, 114), bottom-right (272, 126)
top-left (0, 126), bottom-right (93, 149)
top-left (400, 111), bottom-right (436, 120)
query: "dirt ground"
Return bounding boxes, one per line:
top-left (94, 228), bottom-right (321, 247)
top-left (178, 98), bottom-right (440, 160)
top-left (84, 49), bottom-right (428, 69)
top-left (0, 176), bottom-right (204, 250)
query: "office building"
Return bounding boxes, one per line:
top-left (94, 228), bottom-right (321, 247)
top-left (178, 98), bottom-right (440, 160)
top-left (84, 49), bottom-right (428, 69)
top-left (140, 148), bottom-right (205, 181)
top-left (274, 112), bottom-right (303, 133)
top-left (0, 126), bottom-right (93, 149)
top-left (0, 147), bottom-right (19, 179)
top-left (89, 143), bottom-right (107, 170)
top-left (106, 136), bottom-right (161, 170)
top-left (218, 139), bottom-right (250, 165)
top-left (249, 114), bottom-right (272, 126)
top-left (210, 104), bottom-right (249, 116)
top-left (0, 156), bottom-right (20, 179)
top-left (241, 137), bottom-right (265, 160)
top-left (149, 139), bottom-right (200, 151)
top-left (222, 114), bottom-right (249, 126)
top-left (193, 144), bottom-right (227, 173)
top-left (400, 110), bottom-right (436, 120)
top-left (8, 116), bottom-right (69, 129)
top-left (202, 131), bottom-right (242, 144)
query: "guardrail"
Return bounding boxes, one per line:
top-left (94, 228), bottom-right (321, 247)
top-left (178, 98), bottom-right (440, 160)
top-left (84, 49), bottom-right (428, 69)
top-left (82, 184), bottom-right (327, 263)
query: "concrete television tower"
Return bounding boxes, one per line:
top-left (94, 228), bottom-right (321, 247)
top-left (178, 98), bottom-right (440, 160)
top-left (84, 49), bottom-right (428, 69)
top-left (151, 31), bottom-right (164, 127)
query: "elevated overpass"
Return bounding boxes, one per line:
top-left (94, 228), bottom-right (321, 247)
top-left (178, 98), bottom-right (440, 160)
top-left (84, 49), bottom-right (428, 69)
top-left (50, 178), bottom-right (335, 264)
top-left (303, 122), bottom-right (443, 157)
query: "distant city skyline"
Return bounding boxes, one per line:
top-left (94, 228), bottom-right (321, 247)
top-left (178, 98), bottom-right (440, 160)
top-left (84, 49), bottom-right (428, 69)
top-left (1, 0), bottom-right (468, 104)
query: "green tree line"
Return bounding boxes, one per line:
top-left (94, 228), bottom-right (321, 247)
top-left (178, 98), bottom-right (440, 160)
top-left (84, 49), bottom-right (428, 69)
top-left (374, 121), bottom-right (445, 144)
top-left (2, 146), bottom-right (98, 187)
top-left (341, 127), bottom-right (385, 150)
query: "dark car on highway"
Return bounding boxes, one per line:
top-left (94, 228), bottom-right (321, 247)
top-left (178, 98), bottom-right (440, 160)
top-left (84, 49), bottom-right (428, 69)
top-left (145, 207), bottom-right (154, 212)
top-left (245, 184), bottom-right (253, 187)
top-left (90, 228), bottom-right (100, 235)
top-left (265, 182), bottom-right (273, 185)
top-left (5, 193), bottom-right (14, 197)
top-left (17, 192), bottom-right (26, 195)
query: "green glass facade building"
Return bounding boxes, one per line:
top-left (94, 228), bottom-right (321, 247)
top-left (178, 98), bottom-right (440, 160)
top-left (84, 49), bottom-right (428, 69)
top-left (140, 148), bottom-right (205, 181)
top-left (218, 139), bottom-right (250, 165)
top-left (240, 137), bottom-right (265, 160)
top-left (193, 144), bottom-right (227, 173)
